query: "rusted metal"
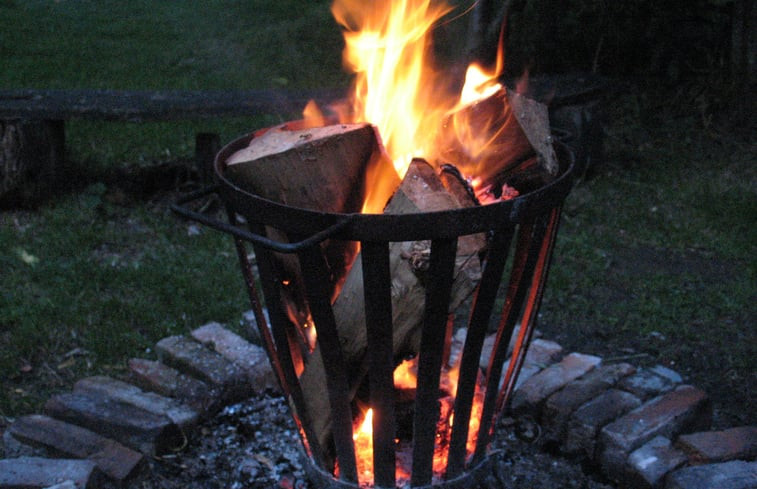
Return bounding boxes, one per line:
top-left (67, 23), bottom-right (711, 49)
top-left (173, 129), bottom-right (575, 488)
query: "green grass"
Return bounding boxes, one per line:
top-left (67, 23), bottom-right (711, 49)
top-left (1, 0), bottom-right (755, 426)
top-left (537, 91), bottom-right (756, 425)
top-left (0, 0), bottom-right (346, 90)
top-left (0, 0), bottom-right (348, 417)
top-left (0, 0), bottom-right (348, 171)
top-left (0, 193), bottom-right (251, 414)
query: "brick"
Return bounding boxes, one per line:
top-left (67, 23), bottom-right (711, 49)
top-left (127, 358), bottom-right (220, 415)
top-left (155, 335), bottom-right (252, 404)
top-left (665, 460), bottom-right (757, 489)
top-left (649, 365), bottom-right (683, 384)
top-left (618, 368), bottom-right (678, 400)
top-left (0, 457), bottom-right (105, 489)
top-left (510, 352), bottom-right (602, 414)
top-left (542, 362), bottom-right (636, 444)
top-left (512, 363), bottom-right (542, 391)
top-left (43, 481), bottom-right (78, 489)
top-left (479, 333), bottom-right (557, 372)
top-left (486, 338), bottom-right (565, 395)
top-left (599, 385), bottom-right (711, 481)
top-left (190, 322), bottom-right (278, 392)
top-left (45, 392), bottom-right (183, 456)
top-left (74, 376), bottom-right (199, 430)
top-left (564, 388), bottom-right (642, 459)
top-left (676, 426), bottom-right (757, 464)
top-left (240, 309), bottom-right (266, 345)
top-left (7, 414), bottom-right (146, 484)
top-left (3, 430), bottom-right (46, 458)
top-left (624, 436), bottom-right (688, 489)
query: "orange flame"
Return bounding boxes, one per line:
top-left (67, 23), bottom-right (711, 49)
top-left (306, 0), bottom-right (523, 482)
top-left (353, 408), bottom-right (375, 482)
top-left (393, 357), bottom-right (418, 390)
top-left (332, 0), bottom-right (454, 178)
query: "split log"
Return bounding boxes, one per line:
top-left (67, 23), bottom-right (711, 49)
top-left (225, 121), bottom-right (396, 215)
top-left (434, 87), bottom-right (558, 198)
top-left (299, 158), bottom-right (486, 457)
top-left (225, 122), bottom-right (399, 335)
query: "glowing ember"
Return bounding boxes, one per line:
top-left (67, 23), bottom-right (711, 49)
top-left (392, 357), bottom-right (418, 390)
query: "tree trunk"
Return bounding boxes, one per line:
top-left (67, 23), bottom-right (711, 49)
top-left (0, 119), bottom-right (63, 207)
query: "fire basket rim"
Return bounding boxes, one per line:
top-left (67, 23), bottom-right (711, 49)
top-left (172, 119), bottom-right (578, 489)
top-left (213, 127), bottom-right (575, 243)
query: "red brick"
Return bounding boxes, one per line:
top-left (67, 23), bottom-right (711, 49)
top-left (127, 358), bottom-right (220, 415)
top-left (190, 322), bottom-right (278, 393)
top-left (618, 368), bottom-right (677, 400)
top-left (480, 335), bottom-right (560, 372)
top-left (3, 429), bottom-right (45, 458)
top-left (625, 436), bottom-right (688, 489)
top-left (155, 335), bottom-right (252, 404)
top-left (7, 414), bottom-right (146, 484)
top-left (676, 426), bottom-right (757, 464)
top-left (510, 352), bottom-right (602, 414)
top-left (665, 460), bottom-right (757, 489)
top-left (564, 388), bottom-right (642, 459)
top-left (649, 365), bottom-right (683, 384)
top-left (74, 376), bottom-right (199, 431)
top-left (599, 385), bottom-right (711, 481)
top-left (542, 362), bottom-right (636, 444)
top-left (44, 392), bottom-right (183, 456)
top-left (0, 456), bottom-right (105, 489)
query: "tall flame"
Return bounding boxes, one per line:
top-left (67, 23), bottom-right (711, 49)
top-left (311, 0), bottom-right (516, 483)
top-left (330, 0), bottom-right (505, 179)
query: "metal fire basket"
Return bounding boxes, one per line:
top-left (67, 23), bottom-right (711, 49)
top-left (173, 131), bottom-right (575, 489)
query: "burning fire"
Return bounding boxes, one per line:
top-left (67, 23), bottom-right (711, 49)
top-left (306, 0), bottom-right (513, 191)
top-left (301, 0), bottom-right (526, 484)
top-left (353, 408), bottom-right (375, 481)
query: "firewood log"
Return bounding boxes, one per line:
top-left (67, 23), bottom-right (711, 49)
top-left (224, 122), bottom-right (399, 333)
top-left (434, 87), bottom-right (558, 195)
top-left (299, 159), bottom-right (486, 457)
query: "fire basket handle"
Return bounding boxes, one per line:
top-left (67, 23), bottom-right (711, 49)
top-left (171, 186), bottom-right (356, 253)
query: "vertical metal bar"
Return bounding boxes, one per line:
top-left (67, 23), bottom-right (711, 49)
top-left (247, 225), bottom-right (327, 469)
top-left (493, 206), bottom-right (563, 419)
top-left (445, 227), bottom-right (514, 479)
top-left (298, 246), bottom-right (358, 484)
top-left (225, 208), bottom-right (285, 391)
top-left (411, 238), bottom-right (458, 488)
top-left (473, 217), bottom-right (541, 463)
top-left (361, 241), bottom-right (396, 489)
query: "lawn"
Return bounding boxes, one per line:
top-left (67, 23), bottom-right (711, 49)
top-left (1, 0), bottom-right (755, 430)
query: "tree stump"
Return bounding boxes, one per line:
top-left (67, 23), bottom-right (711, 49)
top-left (0, 119), bottom-right (63, 207)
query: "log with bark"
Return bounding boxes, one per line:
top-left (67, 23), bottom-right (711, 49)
top-left (225, 122), bottom-right (399, 334)
top-left (434, 87), bottom-right (558, 200)
top-left (297, 158), bottom-right (486, 459)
